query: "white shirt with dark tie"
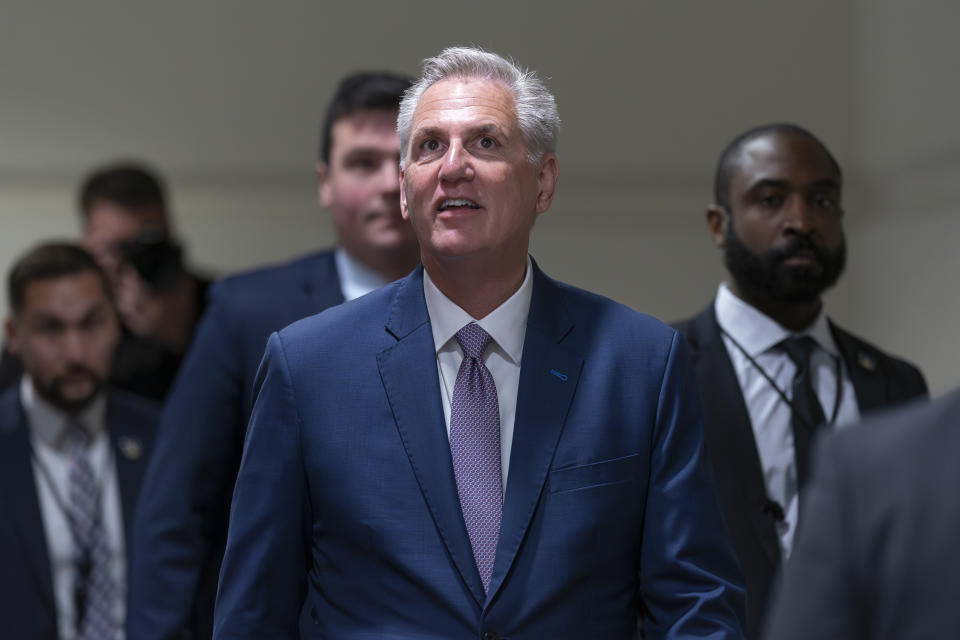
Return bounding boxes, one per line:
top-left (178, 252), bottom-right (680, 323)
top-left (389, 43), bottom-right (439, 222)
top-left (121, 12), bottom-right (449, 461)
top-left (423, 257), bottom-right (533, 492)
top-left (714, 282), bottom-right (860, 558)
top-left (21, 377), bottom-right (125, 640)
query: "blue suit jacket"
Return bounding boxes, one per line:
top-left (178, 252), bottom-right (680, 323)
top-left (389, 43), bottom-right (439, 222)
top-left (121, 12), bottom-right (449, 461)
top-left (128, 251), bottom-right (344, 639)
top-left (214, 264), bottom-right (746, 639)
top-left (0, 384), bottom-right (159, 640)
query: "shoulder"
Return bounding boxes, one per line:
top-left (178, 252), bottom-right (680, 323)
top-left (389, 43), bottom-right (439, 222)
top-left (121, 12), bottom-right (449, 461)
top-left (106, 388), bottom-right (162, 425)
top-left (830, 322), bottom-right (927, 392)
top-left (210, 250), bottom-right (335, 303)
top-left (671, 304), bottom-right (716, 349)
top-left (548, 278), bottom-right (680, 357)
top-left (0, 385), bottom-right (23, 435)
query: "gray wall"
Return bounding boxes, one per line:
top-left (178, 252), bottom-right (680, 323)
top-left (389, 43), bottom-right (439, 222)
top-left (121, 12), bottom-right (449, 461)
top-left (1, 1), bottom-right (956, 392)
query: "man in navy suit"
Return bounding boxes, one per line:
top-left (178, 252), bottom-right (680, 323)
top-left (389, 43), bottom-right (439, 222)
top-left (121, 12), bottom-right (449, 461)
top-left (0, 243), bottom-right (158, 639)
top-left (214, 46), bottom-right (746, 639)
top-left (127, 72), bottom-right (420, 639)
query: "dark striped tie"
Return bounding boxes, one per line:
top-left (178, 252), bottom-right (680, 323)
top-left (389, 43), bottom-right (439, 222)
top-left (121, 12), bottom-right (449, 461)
top-left (64, 420), bottom-right (118, 639)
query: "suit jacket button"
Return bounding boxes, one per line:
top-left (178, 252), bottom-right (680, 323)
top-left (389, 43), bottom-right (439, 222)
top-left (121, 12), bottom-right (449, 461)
top-left (482, 632), bottom-right (499, 640)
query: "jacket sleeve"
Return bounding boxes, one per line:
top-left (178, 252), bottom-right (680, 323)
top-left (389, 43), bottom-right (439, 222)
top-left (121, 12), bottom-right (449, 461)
top-left (213, 331), bottom-right (310, 639)
top-left (639, 331), bottom-right (748, 638)
top-left (127, 286), bottom-right (247, 639)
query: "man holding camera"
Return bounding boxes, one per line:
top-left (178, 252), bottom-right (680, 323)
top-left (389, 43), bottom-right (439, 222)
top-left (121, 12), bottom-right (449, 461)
top-left (0, 163), bottom-right (210, 401)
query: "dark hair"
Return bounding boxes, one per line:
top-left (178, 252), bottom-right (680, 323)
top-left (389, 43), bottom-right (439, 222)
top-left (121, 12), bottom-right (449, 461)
top-left (8, 243), bottom-right (111, 313)
top-left (78, 162), bottom-right (167, 218)
top-left (713, 123), bottom-right (843, 209)
top-left (318, 71), bottom-right (412, 163)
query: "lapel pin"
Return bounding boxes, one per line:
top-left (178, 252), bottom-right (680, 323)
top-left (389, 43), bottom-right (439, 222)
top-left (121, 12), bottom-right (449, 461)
top-left (118, 436), bottom-right (143, 460)
top-left (550, 369), bottom-right (568, 381)
top-left (858, 352), bottom-right (877, 372)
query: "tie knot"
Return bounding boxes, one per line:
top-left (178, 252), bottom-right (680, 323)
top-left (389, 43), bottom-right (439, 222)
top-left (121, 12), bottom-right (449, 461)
top-left (63, 419), bottom-right (92, 453)
top-left (779, 336), bottom-right (818, 368)
top-left (455, 323), bottom-right (493, 359)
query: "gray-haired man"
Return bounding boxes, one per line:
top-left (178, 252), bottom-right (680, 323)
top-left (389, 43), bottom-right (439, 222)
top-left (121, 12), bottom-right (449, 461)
top-left (214, 46), bottom-right (745, 639)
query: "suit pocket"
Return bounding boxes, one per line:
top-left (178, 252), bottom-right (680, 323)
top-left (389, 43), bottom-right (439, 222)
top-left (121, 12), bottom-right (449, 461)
top-left (548, 453), bottom-right (640, 494)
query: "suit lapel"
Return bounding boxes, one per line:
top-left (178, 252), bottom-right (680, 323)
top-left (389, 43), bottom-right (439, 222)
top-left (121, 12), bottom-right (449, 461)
top-left (686, 307), bottom-right (779, 567)
top-left (829, 322), bottom-right (887, 413)
top-left (486, 266), bottom-right (582, 605)
top-left (376, 268), bottom-right (487, 606)
top-left (105, 397), bottom-right (149, 539)
top-left (0, 390), bottom-right (56, 615)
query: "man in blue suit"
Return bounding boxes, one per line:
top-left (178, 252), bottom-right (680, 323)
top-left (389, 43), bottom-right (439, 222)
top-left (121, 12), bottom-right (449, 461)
top-left (0, 243), bottom-right (158, 639)
top-left (214, 47), bottom-right (746, 638)
top-left (127, 72), bottom-right (420, 638)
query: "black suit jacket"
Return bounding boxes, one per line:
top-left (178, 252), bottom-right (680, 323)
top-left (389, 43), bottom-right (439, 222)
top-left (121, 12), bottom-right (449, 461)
top-left (764, 388), bottom-right (960, 640)
top-left (128, 250), bottom-right (346, 640)
top-left (675, 303), bottom-right (927, 638)
top-left (0, 383), bottom-right (159, 640)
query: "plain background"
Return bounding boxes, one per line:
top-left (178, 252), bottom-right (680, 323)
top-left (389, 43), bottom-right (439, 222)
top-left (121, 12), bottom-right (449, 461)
top-left (1, 1), bottom-right (957, 393)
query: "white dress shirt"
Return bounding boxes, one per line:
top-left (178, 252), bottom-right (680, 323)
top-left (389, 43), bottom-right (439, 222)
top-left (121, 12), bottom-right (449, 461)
top-left (423, 257), bottom-right (533, 492)
top-left (714, 282), bottom-right (860, 558)
top-left (21, 377), bottom-right (126, 640)
top-left (334, 248), bottom-right (392, 302)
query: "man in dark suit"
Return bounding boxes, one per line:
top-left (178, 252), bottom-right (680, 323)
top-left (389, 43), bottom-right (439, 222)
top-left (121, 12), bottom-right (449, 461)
top-left (764, 388), bottom-right (960, 639)
top-left (127, 72), bottom-right (420, 639)
top-left (0, 243), bottom-right (158, 639)
top-left (675, 123), bottom-right (927, 637)
top-left (214, 46), bottom-right (746, 639)
top-left (0, 163), bottom-right (210, 401)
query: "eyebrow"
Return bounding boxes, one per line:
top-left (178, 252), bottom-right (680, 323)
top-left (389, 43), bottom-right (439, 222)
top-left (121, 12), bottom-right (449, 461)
top-left (747, 177), bottom-right (841, 192)
top-left (412, 123), bottom-right (508, 140)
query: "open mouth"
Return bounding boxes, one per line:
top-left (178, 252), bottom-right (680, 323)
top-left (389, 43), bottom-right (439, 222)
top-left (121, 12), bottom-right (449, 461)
top-left (438, 198), bottom-right (481, 212)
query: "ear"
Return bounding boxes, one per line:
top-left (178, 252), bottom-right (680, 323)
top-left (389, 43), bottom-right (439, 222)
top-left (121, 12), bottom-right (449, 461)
top-left (399, 168), bottom-right (410, 221)
top-left (4, 316), bottom-right (19, 356)
top-left (316, 161), bottom-right (333, 208)
top-left (534, 153), bottom-right (559, 214)
top-left (706, 204), bottom-right (730, 248)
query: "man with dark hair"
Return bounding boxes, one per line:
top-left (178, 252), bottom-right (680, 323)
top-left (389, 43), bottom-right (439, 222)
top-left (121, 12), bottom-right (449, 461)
top-left (214, 47), bottom-right (744, 639)
top-left (0, 243), bottom-right (158, 639)
top-left (675, 123), bottom-right (928, 637)
top-left (80, 162), bottom-right (209, 400)
top-left (0, 163), bottom-right (209, 401)
top-left (127, 71), bottom-right (419, 640)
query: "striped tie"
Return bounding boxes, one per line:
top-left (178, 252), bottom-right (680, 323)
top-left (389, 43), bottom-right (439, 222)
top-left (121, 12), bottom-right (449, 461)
top-left (64, 420), bottom-right (118, 640)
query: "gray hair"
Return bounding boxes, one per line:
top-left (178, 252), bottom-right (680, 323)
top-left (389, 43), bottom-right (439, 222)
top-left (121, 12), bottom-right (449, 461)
top-left (397, 46), bottom-right (560, 169)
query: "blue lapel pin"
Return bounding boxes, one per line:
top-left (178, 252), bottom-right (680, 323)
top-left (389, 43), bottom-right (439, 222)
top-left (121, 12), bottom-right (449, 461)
top-left (550, 369), bottom-right (568, 381)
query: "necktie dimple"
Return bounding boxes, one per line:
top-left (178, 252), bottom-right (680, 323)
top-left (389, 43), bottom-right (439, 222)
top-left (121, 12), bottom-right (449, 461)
top-left (64, 420), bottom-right (117, 640)
top-left (779, 336), bottom-right (827, 489)
top-left (449, 322), bottom-right (502, 593)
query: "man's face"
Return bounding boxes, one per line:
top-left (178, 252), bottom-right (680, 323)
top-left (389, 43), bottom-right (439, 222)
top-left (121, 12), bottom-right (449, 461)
top-left (719, 133), bottom-right (847, 303)
top-left (5, 271), bottom-right (120, 413)
top-left (400, 78), bottom-right (557, 265)
top-left (318, 109), bottom-right (417, 260)
top-left (83, 201), bottom-right (168, 283)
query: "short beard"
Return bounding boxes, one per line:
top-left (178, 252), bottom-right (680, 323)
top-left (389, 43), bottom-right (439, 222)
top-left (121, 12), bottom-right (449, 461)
top-left (32, 365), bottom-right (105, 414)
top-left (723, 222), bottom-right (847, 304)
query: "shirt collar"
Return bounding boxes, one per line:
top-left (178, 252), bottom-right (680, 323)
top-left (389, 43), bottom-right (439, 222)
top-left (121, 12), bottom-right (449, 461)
top-left (423, 256), bottom-right (533, 365)
top-left (714, 282), bottom-right (840, 358)
top-left (334, 247), bottom-right (391, 301)
top-left (20, 376), bottom-right (107, 450)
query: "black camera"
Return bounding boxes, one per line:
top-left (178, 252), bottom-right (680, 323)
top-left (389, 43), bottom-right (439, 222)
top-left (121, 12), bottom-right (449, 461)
top-left (119, 230), bottom-right (185, 292)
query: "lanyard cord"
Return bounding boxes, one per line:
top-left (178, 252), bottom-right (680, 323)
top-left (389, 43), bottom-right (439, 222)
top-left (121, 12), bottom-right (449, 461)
top-left (718, 326), bottom-right (844, 428)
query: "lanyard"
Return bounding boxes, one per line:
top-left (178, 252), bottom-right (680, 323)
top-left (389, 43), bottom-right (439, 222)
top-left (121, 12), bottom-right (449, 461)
top-left (718, 326), bottom-right (844, 429)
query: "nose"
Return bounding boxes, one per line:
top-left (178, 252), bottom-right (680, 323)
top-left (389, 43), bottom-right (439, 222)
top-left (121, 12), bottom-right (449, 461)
top-left (438, 141), bottom-right (473, 183)
top-left (378, 159), bottom-right (401, 194)
top-left (782, 194), bottom-right (817, 236)
top-left (62, 328), bottom-right (87, 362)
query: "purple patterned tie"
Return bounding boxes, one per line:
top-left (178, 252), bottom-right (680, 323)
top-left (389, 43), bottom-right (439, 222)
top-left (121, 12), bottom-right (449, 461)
top-left (449, 322), bottom-right (502, 592)
top-left (64, 421), bottom-right (118, 640)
